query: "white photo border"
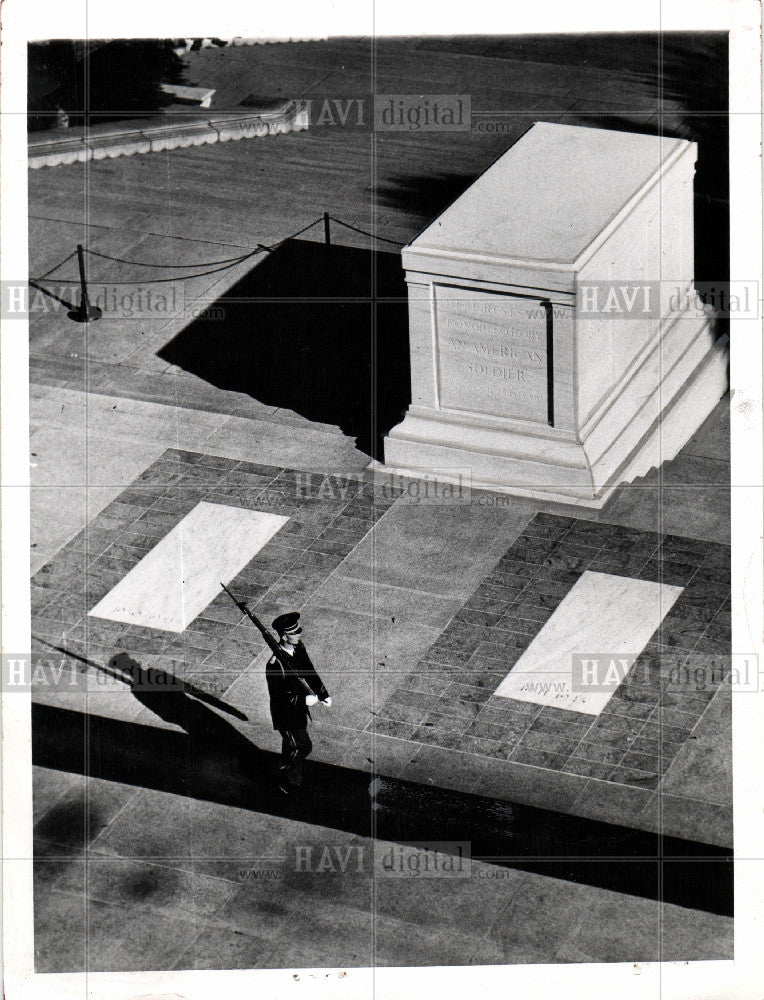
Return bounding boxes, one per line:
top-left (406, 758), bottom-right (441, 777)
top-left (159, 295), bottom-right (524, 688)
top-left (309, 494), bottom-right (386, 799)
top-left (2, 2), bottom-right (761, 998)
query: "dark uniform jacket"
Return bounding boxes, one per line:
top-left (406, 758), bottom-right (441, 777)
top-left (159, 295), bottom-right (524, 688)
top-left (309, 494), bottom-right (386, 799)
top-left (266, 642), bottom-right (329, 731)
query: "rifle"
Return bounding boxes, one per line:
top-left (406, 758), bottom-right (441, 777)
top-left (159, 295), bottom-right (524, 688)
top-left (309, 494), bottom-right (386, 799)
top-left (220, 582), bottom-right (314, 695)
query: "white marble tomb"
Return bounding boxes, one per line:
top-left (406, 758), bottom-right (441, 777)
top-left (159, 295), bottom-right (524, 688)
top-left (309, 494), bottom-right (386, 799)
top-left (383, 122), bottom-right (728, 507)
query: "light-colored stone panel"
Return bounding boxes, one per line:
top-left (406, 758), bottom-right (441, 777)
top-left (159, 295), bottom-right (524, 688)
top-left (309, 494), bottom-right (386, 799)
top-left (89, 503), bottom-right (288, 631)
top-left (494, 571), bottom-right (683, 714)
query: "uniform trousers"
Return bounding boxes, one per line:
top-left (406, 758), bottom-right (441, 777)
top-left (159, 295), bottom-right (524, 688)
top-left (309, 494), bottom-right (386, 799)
top-left (277, 728), bottom-right (313, 786)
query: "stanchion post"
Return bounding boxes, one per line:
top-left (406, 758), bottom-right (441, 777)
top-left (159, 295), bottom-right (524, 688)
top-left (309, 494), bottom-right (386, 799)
top-left (323, 212), bottom-right (331, 246)
top-left (69, 244), bottom-right (102, 323)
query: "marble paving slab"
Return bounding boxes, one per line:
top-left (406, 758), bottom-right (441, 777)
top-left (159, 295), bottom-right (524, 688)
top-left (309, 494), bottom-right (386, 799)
top-left (493, 571), bottom-right (683, 714)
top-left (89, 502), bottom-right (288, 631)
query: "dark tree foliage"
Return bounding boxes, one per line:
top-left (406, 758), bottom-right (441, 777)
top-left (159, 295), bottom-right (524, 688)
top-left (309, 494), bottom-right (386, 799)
top-left (28, 39), bottom-right (186, 131)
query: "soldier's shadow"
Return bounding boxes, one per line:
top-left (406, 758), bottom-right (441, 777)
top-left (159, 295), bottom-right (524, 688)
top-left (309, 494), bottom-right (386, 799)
top-left (35, 640), bottom-right (266, 773)
top-left (105, 651), bottom-right (264, 769)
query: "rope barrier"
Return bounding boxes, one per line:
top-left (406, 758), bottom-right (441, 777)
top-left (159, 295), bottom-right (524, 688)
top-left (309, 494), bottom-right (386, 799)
top-left (32, 252), bottom-right (266, 286)
top-left (30, 219), bottom-right (324, 285)
top-left (82, 217), bottom-right (327, 274)
top-left (327, 216), bottom-right (407, 246)
top-left (36, 249), bottom-right (79, 280)
top-left (255, 217), bottom-right (326, 256)
top-left (30, 215), bottom-right (405, 287)
top-left (84, 247), bottom-right (263, 268)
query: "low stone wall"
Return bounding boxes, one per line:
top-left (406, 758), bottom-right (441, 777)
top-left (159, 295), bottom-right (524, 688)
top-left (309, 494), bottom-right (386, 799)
top-left (28, 101), bottom-right (309, 169)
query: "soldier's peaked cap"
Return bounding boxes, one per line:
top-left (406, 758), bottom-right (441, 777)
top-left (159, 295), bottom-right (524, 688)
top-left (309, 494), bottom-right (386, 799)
top-left (272, 612), bottom-right (301, 635)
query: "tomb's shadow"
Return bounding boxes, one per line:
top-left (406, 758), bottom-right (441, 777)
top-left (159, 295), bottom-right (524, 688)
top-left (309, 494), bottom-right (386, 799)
top-left (32, 700), bottom-right (733, 916)
top-left (157, 239), bottom-right (411, 459)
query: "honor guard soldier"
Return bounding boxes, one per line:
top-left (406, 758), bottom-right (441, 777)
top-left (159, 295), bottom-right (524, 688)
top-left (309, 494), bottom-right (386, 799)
top-left (266, 612), bottom-right (331, 793)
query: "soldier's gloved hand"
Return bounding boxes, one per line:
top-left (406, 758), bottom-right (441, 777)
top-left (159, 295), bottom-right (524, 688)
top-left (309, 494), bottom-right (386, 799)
top-left (322, 697), bottom-right (332, 707)
top-left (305, 694), bottom-right (319, 706)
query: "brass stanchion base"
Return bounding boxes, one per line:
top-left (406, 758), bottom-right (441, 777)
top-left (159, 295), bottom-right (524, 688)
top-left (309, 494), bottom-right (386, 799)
top-left (67, 302), bottom-right (102, 323)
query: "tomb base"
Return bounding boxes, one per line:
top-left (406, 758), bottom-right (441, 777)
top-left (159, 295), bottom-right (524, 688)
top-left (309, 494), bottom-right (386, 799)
top-left (383, 310), bottom-right (727, 509)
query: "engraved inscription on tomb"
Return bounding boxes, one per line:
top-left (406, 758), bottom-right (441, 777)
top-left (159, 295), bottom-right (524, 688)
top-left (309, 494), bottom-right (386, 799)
top-left (434, 285), bottom-right (548, 422)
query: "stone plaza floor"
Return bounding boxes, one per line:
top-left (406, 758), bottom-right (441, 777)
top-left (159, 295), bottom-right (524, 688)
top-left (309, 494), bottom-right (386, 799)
top-left (29, 388), bottom-right (732, 971)
top-left (32, 434), bottom-right (732, 839)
